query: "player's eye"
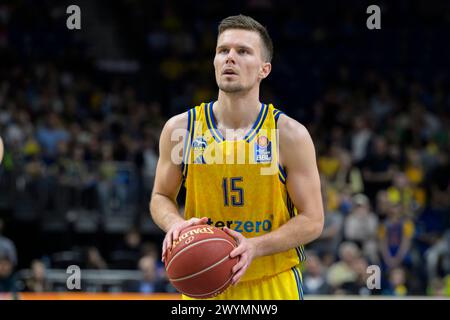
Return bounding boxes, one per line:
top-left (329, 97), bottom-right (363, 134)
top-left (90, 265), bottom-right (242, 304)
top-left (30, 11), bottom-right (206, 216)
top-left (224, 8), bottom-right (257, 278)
top-left (218, 48), bottom-right (229, 54)
top-left (238, 49), bottom-right (249, 54)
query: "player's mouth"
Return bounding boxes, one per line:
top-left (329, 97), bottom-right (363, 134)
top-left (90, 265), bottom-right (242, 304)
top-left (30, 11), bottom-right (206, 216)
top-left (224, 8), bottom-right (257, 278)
top-left (222, 68), bottom-right (238, 76)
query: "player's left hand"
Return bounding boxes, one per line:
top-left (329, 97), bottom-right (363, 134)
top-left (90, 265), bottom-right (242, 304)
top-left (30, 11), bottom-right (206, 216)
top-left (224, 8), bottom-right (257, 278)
top-left (223, 227), bottom-right (258, 286)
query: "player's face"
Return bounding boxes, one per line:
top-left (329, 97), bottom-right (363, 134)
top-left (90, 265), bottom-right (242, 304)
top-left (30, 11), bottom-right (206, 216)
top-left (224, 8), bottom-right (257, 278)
top-left (214, 29), bottom-right (271, 93)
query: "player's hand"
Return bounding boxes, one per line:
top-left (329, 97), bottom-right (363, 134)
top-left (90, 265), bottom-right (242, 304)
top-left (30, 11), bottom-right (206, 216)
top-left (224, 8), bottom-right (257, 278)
top-left (223, 227), bottom-right (257, 286)
top-left (162, 216), bottom-right (209, 263)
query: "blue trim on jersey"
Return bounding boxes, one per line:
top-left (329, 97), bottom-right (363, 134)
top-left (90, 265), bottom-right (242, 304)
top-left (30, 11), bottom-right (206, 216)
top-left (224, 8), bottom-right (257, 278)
top-left (287, 194), bottom-right (307, 262)
top-left (206, 102), bottom-right (224, 142)
top-left (243, 103), bottom-right (265, 141)
top-left (206, 102), bottom-right (268, 143)
top-left (292, 266), bottom-right (304, 300)
top-left (278, 164), bottom-right (287, 183)
top-left (278, 164), bottom-right (287, 181)
top-left (182, 108), bottom-right (196, 177)
top-left (245, 103), bottom-right (268, 143)
top-left (181, 108), bottom-right (192, 176)
top-left (273, 109), bottom-right (285, 121)
top-left (274, 108), bottom-right (287, 184)
top-left (189, 108), bottom-right (196, 155)
top-left (278, 172), bottom-right (286, 184)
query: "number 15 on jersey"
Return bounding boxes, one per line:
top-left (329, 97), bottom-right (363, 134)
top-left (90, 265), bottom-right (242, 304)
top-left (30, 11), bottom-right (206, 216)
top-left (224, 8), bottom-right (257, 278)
top-left (222, 177), bottom-right (244, 207)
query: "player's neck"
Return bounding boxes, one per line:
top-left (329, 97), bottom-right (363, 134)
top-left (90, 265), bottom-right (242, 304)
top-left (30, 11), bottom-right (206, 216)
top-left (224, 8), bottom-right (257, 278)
top-left (215, 90), bottom-right (261, 131)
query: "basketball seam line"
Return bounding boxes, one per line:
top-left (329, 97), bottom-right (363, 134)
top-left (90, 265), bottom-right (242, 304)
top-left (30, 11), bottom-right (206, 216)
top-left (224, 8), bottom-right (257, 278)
top-left (170, 254), bottom-right (232, 282)
top-left (183, 274), bottom-right (233, 298)
top-left (166, 237), bottom-right (234, 272)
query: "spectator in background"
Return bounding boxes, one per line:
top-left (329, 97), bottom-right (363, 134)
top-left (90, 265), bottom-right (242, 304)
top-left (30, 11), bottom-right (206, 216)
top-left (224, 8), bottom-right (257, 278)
top-left (85, 246), bottom-right (108, 270)
top-left (0, 255), bottom-right (17, 294)
top-left (427, 277), bottom-right (448, 297)
top-left (307, 177), bottom-right (344, 257)
top-left (350, 115), bottom-right (373, 164)
top-left (383, 267), bottom-right (409, 296)
top-left (123, 255), bottom-right (166, 293)
top-left (425, 150), bottom-right (450, 210)
top-left (36, 113), bottom-right (69, 163)
top-left (0, 220), bottom-right (16, 267)
top-left (415, 193), bottom-right (448, 258)
top-left (318, 144), bottom-right (341, 182)
top-left (335, 150), bottom-right (364, 194)
top-left (343, 193), bottom-right (379, 264)
top-left (386, 171), bottom-right (420, 218)
top-left (302, 253), bottom-right (331, 295)
top-left (425, 230), bottom-right (450, 282)
top-left (361, 136), bottom-right (396, 204)
top-left (378, 202), bottom-right (415, 271)
top-left (404, 148), bottom-right (426, 208)
top-left (326, 242), bottom-right (361, 293)
top-left (375, 190), bottom-right (391, 220)
top-left (110, 227), bottom-right (142, 269)
top-left (98, 143), bottom-right (121, 214)
top-left (348, 256), bottom-right (372, 296)
top-left (0, 220), bottom-right (18, 294)
top-left (23, 259), bottom-right (51, 292)
top-left (369, 82), bottom-right (394, 123)
top-left (58, 144), bottom-right (97, 210)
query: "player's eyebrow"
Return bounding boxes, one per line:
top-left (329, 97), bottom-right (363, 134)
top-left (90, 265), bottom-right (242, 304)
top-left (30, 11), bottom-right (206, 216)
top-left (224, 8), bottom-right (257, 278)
top-left (216, 44), bottom-right (254, 51)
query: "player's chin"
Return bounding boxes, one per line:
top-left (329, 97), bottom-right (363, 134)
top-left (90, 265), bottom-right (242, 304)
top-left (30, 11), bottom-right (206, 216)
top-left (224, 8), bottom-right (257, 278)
top-left (218, 82), bottom-right (244, 93)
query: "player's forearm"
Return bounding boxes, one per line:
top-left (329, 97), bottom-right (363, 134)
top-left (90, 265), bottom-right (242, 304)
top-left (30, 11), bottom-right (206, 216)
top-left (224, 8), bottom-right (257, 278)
top-left (250, 213), bottom-right (323, 258)
top-left (150, 192), bottom-right (185, 232)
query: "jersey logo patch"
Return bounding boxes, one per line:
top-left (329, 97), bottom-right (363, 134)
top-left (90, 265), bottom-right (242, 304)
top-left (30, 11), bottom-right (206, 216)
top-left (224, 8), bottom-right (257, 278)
top-left (255, 135), bottom-right (272, 163)
top-left (192, 136), bottom-right (207, 151)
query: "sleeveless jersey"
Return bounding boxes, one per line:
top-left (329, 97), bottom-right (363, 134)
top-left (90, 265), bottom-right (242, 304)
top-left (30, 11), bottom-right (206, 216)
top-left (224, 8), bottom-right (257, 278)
top-left (181, 101), bottom-right (305, 282)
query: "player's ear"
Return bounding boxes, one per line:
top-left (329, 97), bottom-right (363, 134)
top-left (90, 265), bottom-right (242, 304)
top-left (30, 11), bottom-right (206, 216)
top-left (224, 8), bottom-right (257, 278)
top-left (259, 62), bottom-right (272, 80)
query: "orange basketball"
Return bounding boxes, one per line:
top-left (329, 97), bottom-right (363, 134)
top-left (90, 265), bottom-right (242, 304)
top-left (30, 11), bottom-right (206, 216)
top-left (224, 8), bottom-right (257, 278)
top-left (164, 224), bottom-right (238, 299)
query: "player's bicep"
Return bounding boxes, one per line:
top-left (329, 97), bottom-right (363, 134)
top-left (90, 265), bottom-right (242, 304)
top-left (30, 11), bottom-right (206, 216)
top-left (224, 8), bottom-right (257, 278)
top-left (282, 121), bottom-right (324, 222)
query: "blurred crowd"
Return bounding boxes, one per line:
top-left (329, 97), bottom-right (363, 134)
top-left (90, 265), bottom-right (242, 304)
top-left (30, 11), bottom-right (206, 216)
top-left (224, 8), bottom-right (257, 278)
top-left (301, 71), bottom-right (450, 296)
top-left (0, 0), bottom-right (449, 296)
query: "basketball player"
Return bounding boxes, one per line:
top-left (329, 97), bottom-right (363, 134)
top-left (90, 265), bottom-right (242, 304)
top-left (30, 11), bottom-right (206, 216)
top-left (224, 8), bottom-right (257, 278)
top-left (150, 15), bottom-right (324, 300)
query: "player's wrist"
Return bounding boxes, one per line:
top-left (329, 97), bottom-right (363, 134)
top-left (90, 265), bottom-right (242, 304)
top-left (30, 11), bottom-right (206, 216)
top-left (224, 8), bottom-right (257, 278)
top-left (248, 236), bottom-right (264, 258)
top-left (164, 215), bottom-right (185, 232)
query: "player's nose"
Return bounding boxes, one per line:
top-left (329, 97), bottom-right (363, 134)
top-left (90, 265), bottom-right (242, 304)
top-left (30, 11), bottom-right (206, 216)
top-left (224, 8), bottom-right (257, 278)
top-left (225, 49), bottom-right (237, 63)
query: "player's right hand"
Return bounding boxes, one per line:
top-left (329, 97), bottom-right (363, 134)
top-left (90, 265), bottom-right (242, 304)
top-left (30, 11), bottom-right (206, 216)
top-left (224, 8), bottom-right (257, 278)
top-left (162, 216), bottom-right (209, 263)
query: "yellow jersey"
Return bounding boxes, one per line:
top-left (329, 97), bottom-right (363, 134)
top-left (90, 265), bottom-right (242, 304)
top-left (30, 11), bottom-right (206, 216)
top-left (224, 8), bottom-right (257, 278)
top-left (181, 102), bottom-right (305, 282)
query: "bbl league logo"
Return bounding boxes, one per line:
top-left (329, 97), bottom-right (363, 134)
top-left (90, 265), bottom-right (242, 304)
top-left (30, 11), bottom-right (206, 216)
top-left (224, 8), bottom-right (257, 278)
top-left (255, 135), bottom-right (272, 163)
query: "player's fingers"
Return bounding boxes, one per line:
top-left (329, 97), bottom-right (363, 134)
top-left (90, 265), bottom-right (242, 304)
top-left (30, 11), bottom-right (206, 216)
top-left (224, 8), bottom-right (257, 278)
top-left (232, 265), bottom-right (248, 285)
top-left (162, 239), bottom-right (167, 257)
top-left (223, 227), bottom-right (243, 242)
top-left (232, 256), bottom-right (246, 274)
top-left (229, 243), bottom-right (246, 259)
top-left (173, 225), bottom-right (185, 241)
top-left (166, 230), bottom-right (174, 250)
top-left (162, 236), bottom-right (170, 261)
top-left (197, 217), bottom-right (209, 224)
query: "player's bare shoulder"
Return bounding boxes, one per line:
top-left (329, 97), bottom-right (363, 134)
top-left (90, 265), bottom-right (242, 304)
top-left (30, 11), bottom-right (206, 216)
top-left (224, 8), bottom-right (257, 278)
top-left (159, 111), bottom-right (189, 163)
top-left (277, 113), bottom-right (312, 147)
top-left (162, 112), bottom-right (189, 136)
top-left (276, 113), bottom-right (316, 167)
